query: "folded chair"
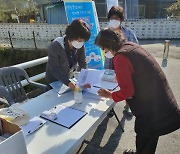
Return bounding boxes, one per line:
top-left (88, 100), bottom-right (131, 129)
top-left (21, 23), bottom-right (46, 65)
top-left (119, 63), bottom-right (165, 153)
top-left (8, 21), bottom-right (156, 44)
top-left (0, 66), bottom-right (48, 105)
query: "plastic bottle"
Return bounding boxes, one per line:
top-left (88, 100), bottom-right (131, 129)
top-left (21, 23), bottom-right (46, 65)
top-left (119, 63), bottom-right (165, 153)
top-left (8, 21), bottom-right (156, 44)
top-left (74, 85), bottom-right (83, 104)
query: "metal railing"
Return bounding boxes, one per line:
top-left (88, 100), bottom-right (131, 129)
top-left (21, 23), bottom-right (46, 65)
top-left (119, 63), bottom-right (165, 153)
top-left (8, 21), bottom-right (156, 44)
top-left (13, 56), bottom-right (48, 86)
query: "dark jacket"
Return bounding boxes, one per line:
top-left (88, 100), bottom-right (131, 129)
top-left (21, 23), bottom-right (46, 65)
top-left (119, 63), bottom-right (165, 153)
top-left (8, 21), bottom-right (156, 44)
top-left (46, 36), bottom-right (86, 85)
top-left (116, 42), bottom-right (180, 136)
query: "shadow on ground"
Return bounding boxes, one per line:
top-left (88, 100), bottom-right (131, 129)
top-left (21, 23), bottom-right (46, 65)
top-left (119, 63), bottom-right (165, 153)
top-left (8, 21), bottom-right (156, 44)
top-left (80, 111), bottom-right (133, 154)
top-left (161, 59), bottom-right (168, 67)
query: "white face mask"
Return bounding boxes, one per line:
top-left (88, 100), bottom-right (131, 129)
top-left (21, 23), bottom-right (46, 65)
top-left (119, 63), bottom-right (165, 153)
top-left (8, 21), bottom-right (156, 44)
top-left (71, 41), bottom-right (84, 49)
top-left (108, 19), bottom-right (120, 29)
top-left (105, 51), bottom-right (114, 59)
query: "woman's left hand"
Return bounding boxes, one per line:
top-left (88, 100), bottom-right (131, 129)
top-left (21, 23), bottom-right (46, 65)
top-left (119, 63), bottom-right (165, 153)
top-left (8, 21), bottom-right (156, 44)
top-left (98, 88), bottom-right (112, 99)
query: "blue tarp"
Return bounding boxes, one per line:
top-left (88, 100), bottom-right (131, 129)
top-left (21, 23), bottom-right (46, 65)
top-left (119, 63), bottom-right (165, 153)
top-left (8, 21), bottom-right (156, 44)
top-left (46, 3), bottom-right (67, 24)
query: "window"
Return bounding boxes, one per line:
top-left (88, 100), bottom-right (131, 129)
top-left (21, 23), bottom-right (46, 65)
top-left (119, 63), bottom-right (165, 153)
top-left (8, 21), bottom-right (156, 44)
top-left (137, 5), bottom-right (146, 18)
top-left (95, 2), bottom-right (107, 21)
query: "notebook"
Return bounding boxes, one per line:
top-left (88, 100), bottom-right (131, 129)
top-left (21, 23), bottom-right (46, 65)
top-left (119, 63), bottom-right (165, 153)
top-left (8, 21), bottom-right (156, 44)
top-left (40, 104), bottom-right (87, 129)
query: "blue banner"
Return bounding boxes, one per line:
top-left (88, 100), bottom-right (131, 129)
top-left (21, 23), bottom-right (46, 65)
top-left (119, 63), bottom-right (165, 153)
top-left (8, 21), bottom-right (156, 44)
top-left (64, 1), bottom-right (104, 69)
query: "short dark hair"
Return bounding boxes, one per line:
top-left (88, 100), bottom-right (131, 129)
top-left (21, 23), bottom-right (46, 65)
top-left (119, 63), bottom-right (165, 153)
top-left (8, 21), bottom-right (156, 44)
top-left (107, 6), bottom-right (124, 21)
top-left (65, 19), bottom-right (91, 41)
top-left (95, 28), bottom-right (126, 53)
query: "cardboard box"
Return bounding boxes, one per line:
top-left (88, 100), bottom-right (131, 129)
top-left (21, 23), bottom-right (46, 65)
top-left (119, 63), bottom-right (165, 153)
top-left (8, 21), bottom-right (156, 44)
top-left (0, 118), bottom-right (27, 154)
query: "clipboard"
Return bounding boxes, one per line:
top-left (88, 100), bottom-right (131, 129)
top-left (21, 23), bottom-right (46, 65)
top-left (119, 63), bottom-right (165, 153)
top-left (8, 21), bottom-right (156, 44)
top-left (40, 104), bottom-right (87, 129)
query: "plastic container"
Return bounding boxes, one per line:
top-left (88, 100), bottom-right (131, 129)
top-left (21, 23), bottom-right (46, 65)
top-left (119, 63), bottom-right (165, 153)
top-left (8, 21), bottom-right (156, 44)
top-left (74, 85), bottom-right (83, 104)
top-left (102, 69), bottom-right (117, 82)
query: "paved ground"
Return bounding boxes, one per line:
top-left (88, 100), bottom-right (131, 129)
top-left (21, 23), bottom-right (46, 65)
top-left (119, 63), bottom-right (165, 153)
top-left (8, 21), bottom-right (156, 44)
top-left (78, 40), bottom-right (180, 154)
top-left (0, 39), bottom-right (179, 153)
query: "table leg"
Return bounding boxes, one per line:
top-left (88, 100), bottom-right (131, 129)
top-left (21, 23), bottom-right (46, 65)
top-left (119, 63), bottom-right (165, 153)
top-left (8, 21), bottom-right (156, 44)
top-left (75, 140), bottom-right (85, 154)
top-left (111, 108), bottom-right (124, 132)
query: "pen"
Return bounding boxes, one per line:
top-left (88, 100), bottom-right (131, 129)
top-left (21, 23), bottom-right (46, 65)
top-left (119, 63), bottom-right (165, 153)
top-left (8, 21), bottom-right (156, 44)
top-left (27, 123), bottom-right (43, 134)
top-left (111, 85), bottom-right (118, 91)
top-left (93, 86), bottom-right (101, 88)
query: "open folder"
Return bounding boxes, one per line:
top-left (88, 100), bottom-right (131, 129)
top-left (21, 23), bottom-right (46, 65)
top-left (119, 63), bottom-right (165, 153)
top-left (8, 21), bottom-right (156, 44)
top-left (40, 104), bottom-right (87, 129)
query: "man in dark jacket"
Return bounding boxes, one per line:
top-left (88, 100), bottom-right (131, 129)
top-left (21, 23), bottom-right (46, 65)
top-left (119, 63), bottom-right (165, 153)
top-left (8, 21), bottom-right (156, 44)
top-left (95, 28), bottom-right (180, 154)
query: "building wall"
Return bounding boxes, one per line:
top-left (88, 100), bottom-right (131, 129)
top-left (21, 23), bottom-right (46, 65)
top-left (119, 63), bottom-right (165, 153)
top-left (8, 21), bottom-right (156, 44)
top-left (36, 0), bottom-right (176, 24)
top-left (94, 0), bottom-right (177, 20)
top-left (90, 0), bottom-right (123, 21)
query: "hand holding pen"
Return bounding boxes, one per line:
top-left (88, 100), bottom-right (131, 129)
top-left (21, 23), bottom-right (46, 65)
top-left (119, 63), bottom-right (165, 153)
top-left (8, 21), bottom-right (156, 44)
top-left (98, 88), bottom-right (112, 99)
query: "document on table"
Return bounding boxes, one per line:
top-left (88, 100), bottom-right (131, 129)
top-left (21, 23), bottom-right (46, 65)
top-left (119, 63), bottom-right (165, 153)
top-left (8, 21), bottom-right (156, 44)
top-left (40, 104), bottom-right (87, 129)
top-left (83, 91), bottom-right (105, 100)
top-left (84, 81), bottom-right (118, 95)
top-left (100, 80), bottom-right (118, 91)
top-left (50, 81), bottom-right (71, 95)
top-left (85, 86), bottom-right (100, 95)
top-left (75, 69), bottom-right (118, 95)
top-left (21, 116), bottom-right (46, 136)
top-left (77, 69), bottom-right (105, 87)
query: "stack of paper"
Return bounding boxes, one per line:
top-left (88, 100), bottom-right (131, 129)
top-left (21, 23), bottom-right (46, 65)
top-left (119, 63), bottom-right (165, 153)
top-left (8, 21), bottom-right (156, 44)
top-left (77, 69), bottom-right (118, 96)
top-left (77, 69), bottom-right (105, 87)
top-left (77, 69), bottom-right (104, 95)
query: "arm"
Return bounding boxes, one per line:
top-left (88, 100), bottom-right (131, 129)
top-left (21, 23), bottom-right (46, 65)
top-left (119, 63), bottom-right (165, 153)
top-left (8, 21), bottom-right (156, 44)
top-left (98, 54), bottom-right (134, 102)
top-left (48, 42), bottom-right (70, 86)
top-left (123, 27), bottom-right (139, 44)
top-left (128, 29), bottom-right (139, 44)
top-left (112, 54), bottom-right (134, 102)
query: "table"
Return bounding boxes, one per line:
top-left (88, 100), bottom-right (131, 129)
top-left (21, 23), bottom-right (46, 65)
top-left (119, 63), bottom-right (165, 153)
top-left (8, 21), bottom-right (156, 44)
top-left (21, 89), bottom-right (116, 154)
